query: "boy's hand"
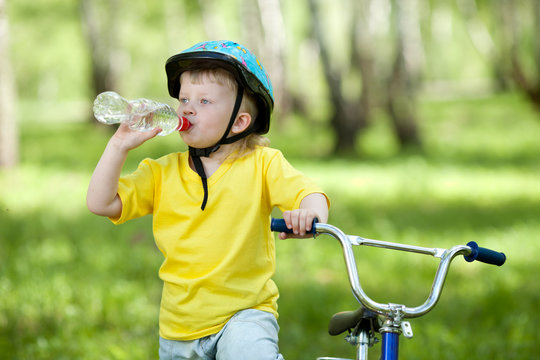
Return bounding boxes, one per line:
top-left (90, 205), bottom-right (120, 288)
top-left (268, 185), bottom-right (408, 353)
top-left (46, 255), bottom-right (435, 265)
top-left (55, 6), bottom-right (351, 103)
top-left (279, 193), bottom-right (328, 240)
top-left (279, 209), bottom-right (318, 239)
top-left (111, 122), bottom-right (161, 152)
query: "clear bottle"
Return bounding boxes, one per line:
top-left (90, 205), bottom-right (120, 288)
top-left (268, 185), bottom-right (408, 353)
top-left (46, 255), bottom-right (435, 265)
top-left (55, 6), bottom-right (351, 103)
top-left (92, 91), bottom-right (191, 136)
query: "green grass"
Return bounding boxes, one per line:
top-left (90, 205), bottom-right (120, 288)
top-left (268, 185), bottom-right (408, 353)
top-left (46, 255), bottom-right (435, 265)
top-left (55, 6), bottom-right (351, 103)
top-left (1, 92), bottom-right (539, 359)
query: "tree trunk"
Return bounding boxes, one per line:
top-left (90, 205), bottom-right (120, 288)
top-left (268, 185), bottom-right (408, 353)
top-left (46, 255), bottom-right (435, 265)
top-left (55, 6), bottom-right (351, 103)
top-left (307, 0), bottom-right (368, 156)
top-left (80, 0), bottom-right (121, 119)
top-left (507, 0), bottom-right (540, 111)
top-left (351, 0), bottom-right (375, 133)
top-left (456, 0), bottom-right (510, 91)
top-left (386, 0), bottom-right (423, 149)
top-left (240, 0), bottom-right (264, 52)
top-left (483, 0), bottom-right (540, 111)
top-left (257, 0), bottom-right (291, 120)
top-left (0, 0), bottom-right (18, 168)
top-left (197, 0), bottom-right (228, 40)
top-left (162, 0), bottom-right (189, 54)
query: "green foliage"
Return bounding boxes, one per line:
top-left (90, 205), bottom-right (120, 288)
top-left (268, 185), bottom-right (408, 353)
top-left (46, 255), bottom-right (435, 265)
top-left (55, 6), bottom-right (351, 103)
top-left (8, 0), bottom-right (88, 100)
top-left (1, 93), bottom-right (539, 359)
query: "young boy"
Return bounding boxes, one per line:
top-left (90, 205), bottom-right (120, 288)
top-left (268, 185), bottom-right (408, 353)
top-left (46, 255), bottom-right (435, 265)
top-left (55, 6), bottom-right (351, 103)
top-left (87, 40), bottom-right (329, 360)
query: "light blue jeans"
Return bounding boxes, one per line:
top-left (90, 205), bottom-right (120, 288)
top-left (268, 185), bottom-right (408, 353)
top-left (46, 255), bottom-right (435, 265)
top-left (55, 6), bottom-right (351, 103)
top-left (159, 309), bottom-right (285, 360)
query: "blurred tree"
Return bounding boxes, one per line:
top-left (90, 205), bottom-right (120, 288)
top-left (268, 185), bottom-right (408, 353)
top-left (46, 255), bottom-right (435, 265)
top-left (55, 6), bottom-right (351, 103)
top-left (456, 0), bottom-right (511, 91)
top-left (80, 0), bottom-right (121, 119)
top-left (163, 0), bottom-right (190, 55)
top-left (468, 0), bottom-right (540, 112)
top-left (502, 0), bottom-right (540, 111)
top-left (386, 0), bottom-right (423, 148)
top-left (0, 0), bottom-right (18, 167)
top-left (256, 0), bottom-right (291, 121)
top-left (307, 0), bottom-right (371, 155)
top-left (307, 0), bottom-right (425, 155)
top-left (350, 0), bottom-right (375, 137)
top-left (240, 0), bottom-right (264, 50)
top-left (197, 0), bottom-right (227, 39)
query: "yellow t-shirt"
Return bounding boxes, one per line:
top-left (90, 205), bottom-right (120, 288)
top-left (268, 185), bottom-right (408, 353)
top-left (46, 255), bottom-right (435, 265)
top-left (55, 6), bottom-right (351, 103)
top-left (111, 146), bottom-right (328, 340)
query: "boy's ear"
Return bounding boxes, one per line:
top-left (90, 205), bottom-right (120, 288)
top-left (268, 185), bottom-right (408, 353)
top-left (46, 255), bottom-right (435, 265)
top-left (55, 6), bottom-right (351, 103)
top-left (231, 112), bottom-right (252, 134)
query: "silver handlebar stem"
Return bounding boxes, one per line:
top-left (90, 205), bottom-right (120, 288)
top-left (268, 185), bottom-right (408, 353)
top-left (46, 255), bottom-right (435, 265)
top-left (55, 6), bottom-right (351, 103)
top-left (315, 223), bottom-right (473, 319)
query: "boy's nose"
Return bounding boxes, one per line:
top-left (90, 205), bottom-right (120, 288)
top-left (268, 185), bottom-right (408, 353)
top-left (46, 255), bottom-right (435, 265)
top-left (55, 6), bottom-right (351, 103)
top-left (178, 103), bottom-right (195, 116)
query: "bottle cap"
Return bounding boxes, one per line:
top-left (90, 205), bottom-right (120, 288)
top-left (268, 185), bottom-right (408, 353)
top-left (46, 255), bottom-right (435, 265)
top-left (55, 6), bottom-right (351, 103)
top-left (177, 116), bottom-right (192, 131)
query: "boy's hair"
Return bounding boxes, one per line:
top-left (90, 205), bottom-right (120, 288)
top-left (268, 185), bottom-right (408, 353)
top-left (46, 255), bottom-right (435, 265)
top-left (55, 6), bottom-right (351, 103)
top-left (182, 66), bottom-right (270, 156)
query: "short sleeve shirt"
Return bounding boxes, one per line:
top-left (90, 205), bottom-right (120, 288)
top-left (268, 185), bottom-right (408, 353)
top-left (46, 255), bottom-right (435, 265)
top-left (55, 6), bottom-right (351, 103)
top-left (111, 146), bottom-right (328, 340)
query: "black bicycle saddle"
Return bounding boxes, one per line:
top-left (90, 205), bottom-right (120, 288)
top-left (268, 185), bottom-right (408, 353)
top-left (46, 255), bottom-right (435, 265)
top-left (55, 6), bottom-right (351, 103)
top-left (328, 306), bottom-right (379, 336)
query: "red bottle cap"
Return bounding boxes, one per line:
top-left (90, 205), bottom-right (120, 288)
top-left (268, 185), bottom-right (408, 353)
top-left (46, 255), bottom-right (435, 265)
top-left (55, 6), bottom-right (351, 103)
top-left (177, 116), bottom-right (192, 131)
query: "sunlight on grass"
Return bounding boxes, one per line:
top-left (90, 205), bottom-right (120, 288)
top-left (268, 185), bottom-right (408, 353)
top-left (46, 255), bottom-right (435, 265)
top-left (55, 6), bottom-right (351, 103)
top-left (0, 165), bottom-right (87, 217)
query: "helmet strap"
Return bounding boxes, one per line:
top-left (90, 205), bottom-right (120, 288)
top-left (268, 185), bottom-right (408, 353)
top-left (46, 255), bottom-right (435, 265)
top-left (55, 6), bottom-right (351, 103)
top-left (189, 155), bottom-right (209, 210)
top-left (189, 85), bottom-right (245, 210)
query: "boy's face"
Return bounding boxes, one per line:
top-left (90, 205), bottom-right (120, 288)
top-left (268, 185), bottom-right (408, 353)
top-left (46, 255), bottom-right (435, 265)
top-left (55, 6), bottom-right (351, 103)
top-left (177, 71), bottom-right (236, 149)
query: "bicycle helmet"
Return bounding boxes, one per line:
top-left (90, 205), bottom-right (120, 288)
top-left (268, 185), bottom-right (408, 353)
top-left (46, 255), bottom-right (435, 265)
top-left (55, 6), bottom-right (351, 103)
top-left (165, 40), bottom-right (274, 210)
top-left (166, 40), bottom-right (274, 137)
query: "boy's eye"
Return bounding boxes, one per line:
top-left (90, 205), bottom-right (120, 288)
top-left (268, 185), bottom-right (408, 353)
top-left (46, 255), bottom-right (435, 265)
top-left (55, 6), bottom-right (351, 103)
top-left (179, 97), bottom-right (189, 104)
top-left (201, 99), bottom-right (210, 104)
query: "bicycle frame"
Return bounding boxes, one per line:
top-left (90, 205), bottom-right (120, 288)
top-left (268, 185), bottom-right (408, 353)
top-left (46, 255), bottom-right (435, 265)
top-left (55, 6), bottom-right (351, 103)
top-left (271, 219), bottom-right (506, 360)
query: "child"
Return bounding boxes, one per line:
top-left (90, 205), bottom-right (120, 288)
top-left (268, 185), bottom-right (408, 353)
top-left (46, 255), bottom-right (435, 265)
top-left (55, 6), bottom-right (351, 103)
top-left (87, 40), bottom-right (329, 360)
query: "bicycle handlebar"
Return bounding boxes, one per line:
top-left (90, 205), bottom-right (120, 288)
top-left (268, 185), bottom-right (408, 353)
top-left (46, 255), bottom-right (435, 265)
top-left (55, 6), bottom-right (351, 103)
top-left (271, 218), bottom-right (506, 319)
top-left (464, 241), bottom-right (506, 266)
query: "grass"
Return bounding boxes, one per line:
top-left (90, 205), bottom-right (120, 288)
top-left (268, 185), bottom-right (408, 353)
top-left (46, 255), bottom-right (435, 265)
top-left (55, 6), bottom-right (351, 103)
top-left (1, 92), bottom-right (539, 359)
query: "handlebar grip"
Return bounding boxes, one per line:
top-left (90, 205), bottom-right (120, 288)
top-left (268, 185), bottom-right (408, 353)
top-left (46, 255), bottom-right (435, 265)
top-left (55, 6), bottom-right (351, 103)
top-left (270, 218), bottom-right (317, 235)
top-left (465, 241), bottom-right (506, 266)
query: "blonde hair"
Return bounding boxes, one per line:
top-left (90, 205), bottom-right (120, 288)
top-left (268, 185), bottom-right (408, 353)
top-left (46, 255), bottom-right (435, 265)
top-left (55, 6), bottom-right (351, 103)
top-left (182, 67), bottom-right (270, 158)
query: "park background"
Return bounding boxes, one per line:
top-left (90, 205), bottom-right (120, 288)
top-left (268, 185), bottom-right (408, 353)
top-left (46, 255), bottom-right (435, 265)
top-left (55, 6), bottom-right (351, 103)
top-left (0, 0), bottom-right (539, 359)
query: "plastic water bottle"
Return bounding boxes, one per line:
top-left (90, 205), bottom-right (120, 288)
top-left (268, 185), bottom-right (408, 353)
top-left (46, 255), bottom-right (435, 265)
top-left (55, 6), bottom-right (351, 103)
top-left (93, 91), bottom-right (191, 136)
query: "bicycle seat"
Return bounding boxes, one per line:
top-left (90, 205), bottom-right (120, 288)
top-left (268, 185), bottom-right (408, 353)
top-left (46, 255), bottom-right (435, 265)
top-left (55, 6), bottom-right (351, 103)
top-left (328, 307), bottom-right (379, 336)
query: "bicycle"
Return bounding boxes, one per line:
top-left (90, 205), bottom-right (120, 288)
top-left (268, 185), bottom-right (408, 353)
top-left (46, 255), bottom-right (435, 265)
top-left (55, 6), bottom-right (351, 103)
top-left (271, 218), bottom-right (506, 360)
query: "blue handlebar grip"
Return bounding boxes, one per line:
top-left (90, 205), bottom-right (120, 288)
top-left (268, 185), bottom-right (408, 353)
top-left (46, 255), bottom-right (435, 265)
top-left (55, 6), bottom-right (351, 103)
top-left (270, 218), bottom-right (318, 235)
top-left (271, 218), bottom-right (290, 233)
top-left (465, 241), bottom-right (506, 266)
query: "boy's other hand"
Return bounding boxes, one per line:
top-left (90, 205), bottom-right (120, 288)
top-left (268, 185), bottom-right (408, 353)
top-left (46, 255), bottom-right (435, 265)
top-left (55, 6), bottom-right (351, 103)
top-left (279, 209), bottom-right (318, 239)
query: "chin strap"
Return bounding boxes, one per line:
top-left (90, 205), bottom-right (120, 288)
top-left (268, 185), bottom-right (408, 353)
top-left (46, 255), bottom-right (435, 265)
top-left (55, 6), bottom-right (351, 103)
top-left (189, 86), bottom-right (245, 210)
top-left (189, 154), bottom-right (209, 210)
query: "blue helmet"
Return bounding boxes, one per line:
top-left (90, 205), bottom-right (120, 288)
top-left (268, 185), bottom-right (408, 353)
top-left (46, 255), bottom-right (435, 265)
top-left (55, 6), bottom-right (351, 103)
top-left (165, 40), bottom-right (274, 135)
